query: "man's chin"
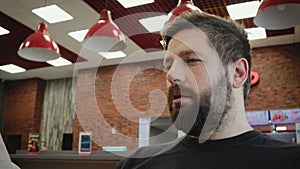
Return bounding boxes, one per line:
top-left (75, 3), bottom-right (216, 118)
top-left (172, 113), bottom-right (200, 134)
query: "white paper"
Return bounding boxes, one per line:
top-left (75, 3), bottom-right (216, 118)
top-left (0, 133), bottom-right (14, 169)
top-left (296, 123), bottom-right (300, 144)
top-left (138, 117), bottom-right (150, 148)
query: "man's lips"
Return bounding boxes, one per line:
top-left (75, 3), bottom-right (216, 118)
top-left (172, 94), bottom-right (190, 104)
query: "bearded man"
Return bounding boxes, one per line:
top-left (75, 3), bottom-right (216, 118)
top-left (116, 11), bottom-right (300, 169)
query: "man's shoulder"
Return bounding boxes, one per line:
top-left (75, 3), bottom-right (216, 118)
top-left (115, 139), bottom-right (182, 169)
top-left (251, 131), bottom-right (300, 147)
top-left (132, 139), bottom-right (181, 158)
top-left (246, 131), bottom-right (300, 156)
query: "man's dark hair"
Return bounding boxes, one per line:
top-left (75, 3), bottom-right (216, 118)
top-left (161, 11), bottom-right (251, 103)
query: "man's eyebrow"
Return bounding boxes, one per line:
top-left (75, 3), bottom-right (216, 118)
top-left (164, 50), bottom-right (197, 64)
top-left (163, 48), bottom-right (204, 66)
top-left (177, 50), bottom-right (196, 58)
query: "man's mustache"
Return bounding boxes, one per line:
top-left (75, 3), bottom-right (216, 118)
top-left (168, 84), bottom-right (197, 99)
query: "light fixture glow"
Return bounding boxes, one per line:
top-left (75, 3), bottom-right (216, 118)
top-left (98, 51), bottom-right (127, 59)
top-left (160, 40), bottom-right (164, 46)
top-left (139, 15), bottom-right (170, 32)
top-left (46, 57), bottom-right (72, 67)
top-left (226, 1), bottom-right (260, 20)
top-left (0, 26), bottom-right (10, 36)
top-left (276, 126), bottom-right (287, 131)
top-left (117, 0), bottom-right (154, 8)
top-left (245, 27), bottom-right (267, 40)
top-left (32, 4), bottom-right (73, 24)
top-left (0, 64), bottom-right (26, 74)
top-left (68, 29), bottom-right (89, 42)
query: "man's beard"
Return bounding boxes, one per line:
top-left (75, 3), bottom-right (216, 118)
top-left (167, 74), bottom-right (232, 137)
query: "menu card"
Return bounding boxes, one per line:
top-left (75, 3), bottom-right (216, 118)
top-left (27, 133), bottom-right (40, 155)
top-left (78, 132), bottom-right (92, 155)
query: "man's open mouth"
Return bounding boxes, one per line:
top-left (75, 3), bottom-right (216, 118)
top-left (172, 93), bottom-right (191, 104)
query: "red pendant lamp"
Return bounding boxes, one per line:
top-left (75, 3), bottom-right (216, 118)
top-left (18, 22), bottom-right (60, 62)
top-left (254, 0), bottom-right (300, 30)
top-left (82, 9), bottom-right (126, 52)
top-left (167, 0), bottom-right (201, 23)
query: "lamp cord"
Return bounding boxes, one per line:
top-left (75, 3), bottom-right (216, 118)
top-left (41, 0), bottom-right (47, 23)
top-left (105, 0), bottom-right (108, 9)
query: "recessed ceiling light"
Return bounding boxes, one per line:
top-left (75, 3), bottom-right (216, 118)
top-left (68, 29), bottom-right (89, 42)
top-left (98, 51), bottom-right (127, 59)
top-left (139, 15), bottom-right (170, 32)
top-left (47, 57), bottom-right (72, 67)
top-left (245, 27), bottom-right (267, 40)
top-left (32, 4), bottom-right (73, 24)
top-left (226, 1), bottom-right (260, 20)
top-left (0, 26), bottom-right (10, 36)
top-left (0, 64), bottom-right (26, 74)
top-left (117, 0), bottom-right (154, 8)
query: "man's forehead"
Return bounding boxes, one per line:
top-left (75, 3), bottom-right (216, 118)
top-left (171, 29), bottom-right (208, 41)
top-left (165, 29), bottom-right (216, 58)
top-left (167, 29), bottom-right (210, 49)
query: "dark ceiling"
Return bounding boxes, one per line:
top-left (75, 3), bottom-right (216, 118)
top-left (0, 0), bottom-right (295, 72)
top-left (84, 0), bottom-right (293, 50)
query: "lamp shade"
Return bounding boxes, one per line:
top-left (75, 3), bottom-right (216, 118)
top-left (254, 0), bottom-right (300, 30)
top-left (18, 22), bottom-right (60, 62)
top-left (167, 0), bottom-right (201, 23)
top-left (82, 9), bottom-right (126, 52)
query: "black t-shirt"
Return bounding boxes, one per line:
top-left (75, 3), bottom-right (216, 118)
top-left (116, 130), bottom-right (300, 169)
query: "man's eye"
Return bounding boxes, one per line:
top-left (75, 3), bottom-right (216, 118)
top-left (186, 58), bottom-right (201, 63)
top-left (164, 65), bottom-right (171, 71)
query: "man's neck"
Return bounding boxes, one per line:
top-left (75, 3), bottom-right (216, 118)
top-left (209, 107), bottom-right (253, 140)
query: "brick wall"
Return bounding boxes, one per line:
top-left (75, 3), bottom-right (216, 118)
top-left (74, 60), bottom-right (169, 150)
top-left (246, 43), bottom-right (300, 110)
top-left (2, 78), bottom-right (45, 150)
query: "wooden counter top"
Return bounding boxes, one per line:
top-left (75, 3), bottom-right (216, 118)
top-left (10, 150), bottom-right (131, 169)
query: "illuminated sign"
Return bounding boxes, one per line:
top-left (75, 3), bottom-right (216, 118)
top-left (250, 71), bottom-right (259, 86)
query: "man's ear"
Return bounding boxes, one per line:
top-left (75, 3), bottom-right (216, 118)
top-left (233, 58), bottom-right (249, 88)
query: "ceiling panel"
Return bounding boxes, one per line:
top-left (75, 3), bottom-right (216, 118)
top-left (0, 0), bottom-right (299, 80)
top-left (84, 0), bottom-right (296, 50)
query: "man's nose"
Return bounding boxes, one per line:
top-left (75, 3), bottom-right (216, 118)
top-left (166, 60), bottom-right (186, 85)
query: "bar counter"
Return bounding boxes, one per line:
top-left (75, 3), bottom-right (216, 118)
top-left (10, 150), bottom-right (131, 169)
